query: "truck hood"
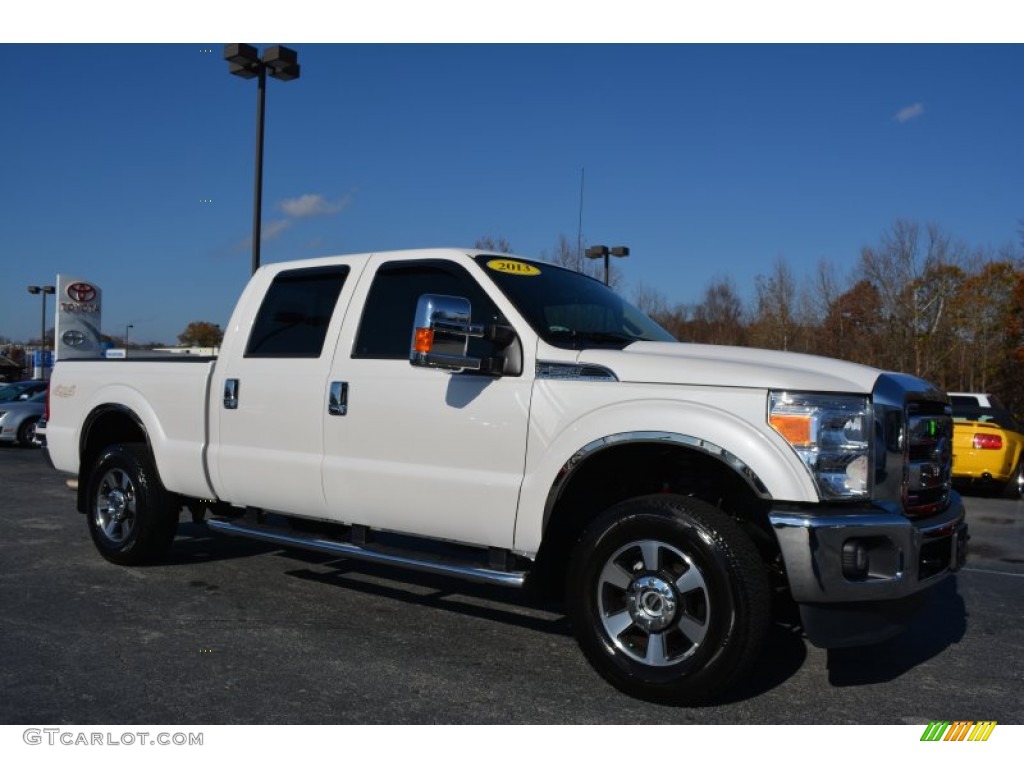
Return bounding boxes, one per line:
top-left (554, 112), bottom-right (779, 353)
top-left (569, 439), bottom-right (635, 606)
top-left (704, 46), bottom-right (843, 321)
top-left (576, 342), bottom-right (882, 393)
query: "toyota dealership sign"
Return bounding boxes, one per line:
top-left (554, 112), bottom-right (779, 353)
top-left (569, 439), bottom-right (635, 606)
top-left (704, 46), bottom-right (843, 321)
top-left (55, 274), bottom-right (103, 359)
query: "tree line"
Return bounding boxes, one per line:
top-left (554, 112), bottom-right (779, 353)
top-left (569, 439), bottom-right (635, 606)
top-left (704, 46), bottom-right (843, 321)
top-left (481, 220), bottom-right (1024, 414)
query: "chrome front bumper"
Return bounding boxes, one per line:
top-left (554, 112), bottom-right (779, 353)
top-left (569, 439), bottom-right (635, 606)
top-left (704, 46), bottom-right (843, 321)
top-left (770, 492), bottom-right (967, 603)
top-left (770, 489), bottom-right (966, 647)
top-left (769, 493), bottom-right (967, 647)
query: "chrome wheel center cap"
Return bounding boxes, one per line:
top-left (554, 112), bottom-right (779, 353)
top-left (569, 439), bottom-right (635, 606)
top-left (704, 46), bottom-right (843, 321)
top-left (627, 575), bottom-right (677, 632)
top-left (108, 490), bottom-right (128, 521)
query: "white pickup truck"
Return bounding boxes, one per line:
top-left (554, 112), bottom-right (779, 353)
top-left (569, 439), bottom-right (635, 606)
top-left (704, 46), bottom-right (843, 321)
top-left (42, 248), bottom-right (968, 704)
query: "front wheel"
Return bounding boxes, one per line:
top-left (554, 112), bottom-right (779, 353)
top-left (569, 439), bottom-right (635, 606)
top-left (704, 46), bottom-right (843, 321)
top-left (566, 495), bottom-right (769, 704)
top-left (86, 444), bottom-right (179, 565)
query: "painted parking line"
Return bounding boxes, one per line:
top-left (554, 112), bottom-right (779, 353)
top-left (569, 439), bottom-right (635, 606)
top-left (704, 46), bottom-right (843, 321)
top-left (961, 567), bottom-right (1024, 578)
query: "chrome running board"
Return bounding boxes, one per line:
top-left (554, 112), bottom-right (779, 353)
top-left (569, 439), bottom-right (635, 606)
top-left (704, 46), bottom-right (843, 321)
top-left (206, 518), bottom-right (527, 588)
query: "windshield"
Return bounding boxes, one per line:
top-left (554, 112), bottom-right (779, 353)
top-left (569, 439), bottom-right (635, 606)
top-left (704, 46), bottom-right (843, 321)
top-left (475, 255), bottom-right (675, 350)
top-left (952, 405), bottom-right (1022, 433)
top-left (0, 383), bottom-right (36, 402)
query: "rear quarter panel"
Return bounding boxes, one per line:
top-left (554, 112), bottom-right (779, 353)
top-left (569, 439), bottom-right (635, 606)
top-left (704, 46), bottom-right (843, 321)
top-left (952, 420), bottom-right (1024, 483)
top-left (47, 359), bottom-right (217, 499)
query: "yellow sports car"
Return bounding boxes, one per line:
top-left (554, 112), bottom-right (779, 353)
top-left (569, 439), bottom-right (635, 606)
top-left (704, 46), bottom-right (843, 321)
top-left (951, 403), bottom-right (1024, 497)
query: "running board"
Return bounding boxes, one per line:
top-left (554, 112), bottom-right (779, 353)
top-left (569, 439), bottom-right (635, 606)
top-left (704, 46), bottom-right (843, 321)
top-left (206, 518), bottom-right (527, 588)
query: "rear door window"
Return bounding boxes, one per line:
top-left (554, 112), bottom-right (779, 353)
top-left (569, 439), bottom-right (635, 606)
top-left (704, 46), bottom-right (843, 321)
top-left (245, 266), bottom-right (350, 358)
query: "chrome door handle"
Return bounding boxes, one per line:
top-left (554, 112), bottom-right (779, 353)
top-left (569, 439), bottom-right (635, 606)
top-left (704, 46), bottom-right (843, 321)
top-left (224, 379), bottom-right (239, 410)
top-left (329, 381), bottom-right (348, 416)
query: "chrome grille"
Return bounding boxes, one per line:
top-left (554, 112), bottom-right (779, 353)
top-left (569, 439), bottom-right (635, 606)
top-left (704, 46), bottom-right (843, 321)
top-left (904, 402), bottom-right (953, 517)
top-left (872, 374), bottom-right (953, 519)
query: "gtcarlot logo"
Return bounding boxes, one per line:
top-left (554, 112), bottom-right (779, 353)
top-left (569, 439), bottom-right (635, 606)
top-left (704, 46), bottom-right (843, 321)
top-left (23, 728), bottom-right (203, 747)
top-left (920, 721), bottom-right (997, 742)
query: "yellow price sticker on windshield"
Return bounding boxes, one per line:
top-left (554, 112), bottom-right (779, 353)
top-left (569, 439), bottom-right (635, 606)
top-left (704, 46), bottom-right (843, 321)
top-left (486, 259), bottom-right (541, 276)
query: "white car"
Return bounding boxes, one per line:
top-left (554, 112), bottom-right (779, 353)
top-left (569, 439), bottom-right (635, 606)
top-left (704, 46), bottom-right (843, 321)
top-left (949, 392), bottom-right (1005, 409)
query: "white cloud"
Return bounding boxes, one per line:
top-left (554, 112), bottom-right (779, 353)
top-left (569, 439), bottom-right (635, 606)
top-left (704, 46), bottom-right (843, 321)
top-left (231, 193), bottom-right (351, 254)
top-left (895, 102), bottom-right (925, 123)
top-left (231, 219), bottom-right (292, 253)
top-left (279, 193), bottom-right (353, 218)
top-left (261, 219), bottom-right (293, 241)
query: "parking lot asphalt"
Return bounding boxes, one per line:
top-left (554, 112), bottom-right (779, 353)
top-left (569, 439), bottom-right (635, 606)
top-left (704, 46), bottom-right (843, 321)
top-left (0, 443), bottom-right (1021, 725)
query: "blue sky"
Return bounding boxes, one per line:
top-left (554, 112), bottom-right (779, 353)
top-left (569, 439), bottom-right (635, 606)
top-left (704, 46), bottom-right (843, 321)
top-left (2, 30), bottom-right (1022, 343)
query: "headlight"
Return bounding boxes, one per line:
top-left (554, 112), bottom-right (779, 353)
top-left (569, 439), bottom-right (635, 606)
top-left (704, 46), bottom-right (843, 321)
top-left (769, 391), bottom-right (872, 500)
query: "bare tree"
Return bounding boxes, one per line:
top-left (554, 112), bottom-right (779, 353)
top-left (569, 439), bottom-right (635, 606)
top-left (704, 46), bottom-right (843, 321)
top-left (821, 279), bottom-right (884, 366)
top-left (750, 256), bottom-right (797, 351)
top-left (631, 281), bottom-right (668, 318)
top-left (546, 234), bottom-right (580, 271)
top-left (474, 236), bottom-right (513, 254)
top-left (692, 277), bottom-right (747, 346)
top-left (858, 220), bottom-right (965, 376)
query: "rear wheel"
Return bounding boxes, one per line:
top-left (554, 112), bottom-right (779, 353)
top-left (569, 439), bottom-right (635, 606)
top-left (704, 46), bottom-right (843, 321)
top-left (86, 444), bottom-right (179, 565)
top-left (16, 417), bottom-right (39, 447)
top-left (566, 495), bottom-right (769, 704)
top-left (1002, 458), bottom-right (1024, 499)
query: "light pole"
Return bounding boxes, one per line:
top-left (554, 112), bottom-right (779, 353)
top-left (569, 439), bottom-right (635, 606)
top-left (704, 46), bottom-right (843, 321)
top-left (223, 44), bottom-right (301, 276)
top-left (584, 245), bottom-right (630, 286)
top-left (26, 285), bottom-right (55, 348)
top-left (26, 285), bottom-right (55, 380)
top-left (125, 323), bottom-right (134, 348)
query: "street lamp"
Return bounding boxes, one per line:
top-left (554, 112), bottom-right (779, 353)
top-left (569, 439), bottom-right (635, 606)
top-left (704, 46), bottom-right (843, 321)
top-left (125, 323), bottom-right (134, 347)
top-left (224, 44), bottom-right (301, 275)
top-left (584, 245), bottom-right (630, 286)
top-left (26, 285), bottom-right (55, 348)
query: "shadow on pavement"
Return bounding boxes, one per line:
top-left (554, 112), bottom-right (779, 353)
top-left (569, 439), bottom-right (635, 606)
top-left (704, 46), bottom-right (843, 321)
top-left (284, 558), bottom-right (575, 637)
top-left (825, 577), bottom-right (967, 686)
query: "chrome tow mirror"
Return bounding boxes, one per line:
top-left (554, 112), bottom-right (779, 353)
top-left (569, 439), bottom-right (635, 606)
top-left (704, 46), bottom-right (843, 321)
top-left (409, 294), bottom-right (484, 372)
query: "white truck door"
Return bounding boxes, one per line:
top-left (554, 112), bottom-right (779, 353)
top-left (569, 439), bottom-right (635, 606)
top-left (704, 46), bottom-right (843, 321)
top-left (322, 257), bottom-right (534, 548)
top-left (211, 264), bottom-right (355, 518)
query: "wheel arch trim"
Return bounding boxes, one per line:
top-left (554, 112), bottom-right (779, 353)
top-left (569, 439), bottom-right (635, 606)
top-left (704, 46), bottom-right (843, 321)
top-left (77, 404), bottom-right (154, 513)
top-left (541, 430), bottom-right (772, 533)
top-left (80, 403), bottom-right (152, 460)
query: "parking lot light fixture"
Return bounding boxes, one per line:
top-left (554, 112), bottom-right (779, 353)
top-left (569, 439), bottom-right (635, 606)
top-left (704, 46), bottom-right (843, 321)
top-left (223, 44), bottom-right (301, 276)
top-left (584, 245), bottom-right (630, 286)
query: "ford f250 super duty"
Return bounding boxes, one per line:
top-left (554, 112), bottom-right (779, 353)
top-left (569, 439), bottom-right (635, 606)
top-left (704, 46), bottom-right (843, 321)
top-left (41, 248), bottom-right (968, 704)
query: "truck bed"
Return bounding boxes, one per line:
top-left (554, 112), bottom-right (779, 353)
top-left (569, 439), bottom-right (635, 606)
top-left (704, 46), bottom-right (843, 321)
top-left (45, 357), bottom-right (218, 501)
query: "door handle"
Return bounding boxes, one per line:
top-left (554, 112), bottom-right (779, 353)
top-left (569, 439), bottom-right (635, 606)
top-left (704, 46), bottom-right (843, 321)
top-left (224, 379), bottom-right (239, 410)
top-left (329, 381), bottom-right (348, 416)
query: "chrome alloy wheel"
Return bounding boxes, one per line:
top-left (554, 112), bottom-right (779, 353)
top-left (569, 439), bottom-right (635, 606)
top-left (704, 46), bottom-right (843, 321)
top-left (94, 468), bottom-right (137, 544)
top-left (596, 539), bottom-right (710, 667)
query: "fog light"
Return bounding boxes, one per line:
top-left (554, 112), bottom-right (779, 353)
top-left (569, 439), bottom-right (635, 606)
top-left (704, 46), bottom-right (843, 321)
top-left (842, 540), bottom-right (870, 580)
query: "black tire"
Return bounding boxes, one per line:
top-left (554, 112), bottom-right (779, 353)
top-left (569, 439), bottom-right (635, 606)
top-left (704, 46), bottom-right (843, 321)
top-left (16, 417), bottom-right (39, 448)
top-left (1002, 458), bottom-right (1024, 499)
top-left (566, 494), bottom-right (770, 705)
top-left (85, 443), bottom-right (179, 565)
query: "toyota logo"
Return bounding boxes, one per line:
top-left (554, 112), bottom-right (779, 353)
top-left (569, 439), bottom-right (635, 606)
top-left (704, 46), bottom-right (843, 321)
top-left (62, 330), bottom-right (87, 347)
top-left (67, 282), bottom-right (97, 303)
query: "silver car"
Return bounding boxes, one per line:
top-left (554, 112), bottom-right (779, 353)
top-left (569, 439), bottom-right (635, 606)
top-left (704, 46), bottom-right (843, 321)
top-left (0, 389), bottom-right (46, 447)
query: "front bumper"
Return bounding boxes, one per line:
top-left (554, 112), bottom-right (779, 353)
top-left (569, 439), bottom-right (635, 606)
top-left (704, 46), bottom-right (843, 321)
top-left (769, 492), bottom-right (967, 647)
